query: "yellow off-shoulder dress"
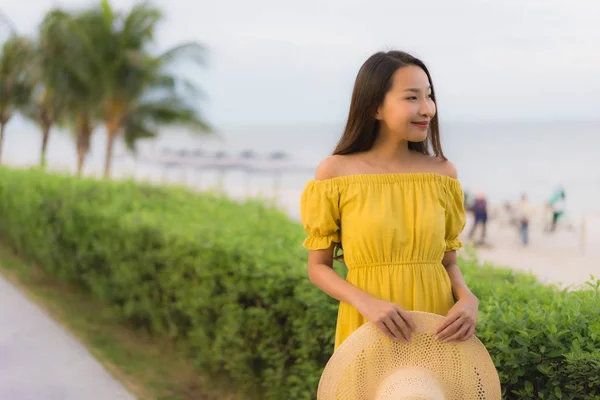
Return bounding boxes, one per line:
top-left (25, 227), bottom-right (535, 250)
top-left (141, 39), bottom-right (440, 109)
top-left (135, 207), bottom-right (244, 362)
top-left (300, 173), bottom-right (466, 350)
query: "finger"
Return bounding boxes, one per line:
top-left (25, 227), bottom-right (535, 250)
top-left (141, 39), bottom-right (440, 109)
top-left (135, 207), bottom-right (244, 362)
top-left (399, 309), bottom-right (418, 332)
top-left (377, 321), bottom-right (398, 341)
top-left (435, 319), bottom-right (462, 341)
top-left (383, 318), bottom-right (404, 342)
top-left (435, 312), bottom-right (460, 335)
top-left (444, 322), bottom-right (469, 343)
top-left (390, 311), bottom-right (411, 342)
top-left (459, 324), bottom-right (476, 342)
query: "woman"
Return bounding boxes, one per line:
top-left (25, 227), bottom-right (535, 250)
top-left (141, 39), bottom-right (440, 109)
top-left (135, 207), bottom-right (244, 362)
top-left (300, 50), bottom-right (478, 350)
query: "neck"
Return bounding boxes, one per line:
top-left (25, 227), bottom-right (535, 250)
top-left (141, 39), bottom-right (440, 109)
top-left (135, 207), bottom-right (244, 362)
top-left (369, 131), bottom-right (411, 163)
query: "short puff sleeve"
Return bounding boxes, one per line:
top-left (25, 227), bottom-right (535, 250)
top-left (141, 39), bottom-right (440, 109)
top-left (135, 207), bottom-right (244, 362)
top-left (444, 180), bottom-right (467, 251)
top-left (300, 180), bottom-right (341, 250)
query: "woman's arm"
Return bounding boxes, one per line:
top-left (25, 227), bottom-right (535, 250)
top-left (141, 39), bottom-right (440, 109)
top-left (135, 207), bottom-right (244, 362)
top-left (305, 157), bottom-right (371, 308)
top-left (442, 250), bottom-right (477, 301)
top-left (307, 246), bottom-right (416, 342)
top-left (434, 250), bottom-right (479, 342)
top-left (307, 246), bottom-right (371, 307)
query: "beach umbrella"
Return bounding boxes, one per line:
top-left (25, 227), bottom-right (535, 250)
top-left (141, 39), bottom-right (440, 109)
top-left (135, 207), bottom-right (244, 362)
top-left (177, 149), bottom-right (189, 158)
top-left (240, 149), bottom-right (257, 159)
top-left (191, 148), bottom-right (204, 157)
top-left (269, 151), bottom-right (287, 160)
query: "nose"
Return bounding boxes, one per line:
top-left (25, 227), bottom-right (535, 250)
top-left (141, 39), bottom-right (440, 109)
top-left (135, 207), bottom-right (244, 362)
top-left (419, 98), bottom-right (435, 118)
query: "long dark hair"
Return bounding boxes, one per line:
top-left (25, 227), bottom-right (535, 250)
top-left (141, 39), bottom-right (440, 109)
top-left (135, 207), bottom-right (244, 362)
top-left (333, 50), bottom-right (445, 159)
top-left (332, 51), bottom-right (445, 262)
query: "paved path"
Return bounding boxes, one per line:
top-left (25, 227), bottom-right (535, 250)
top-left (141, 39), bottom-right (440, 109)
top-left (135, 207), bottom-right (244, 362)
top-left (0, 274), bottom-right (135, 400)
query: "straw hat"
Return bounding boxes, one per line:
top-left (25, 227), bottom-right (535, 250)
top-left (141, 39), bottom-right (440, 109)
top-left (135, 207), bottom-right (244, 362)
top-left (317, 311), bottom-right (501, 400)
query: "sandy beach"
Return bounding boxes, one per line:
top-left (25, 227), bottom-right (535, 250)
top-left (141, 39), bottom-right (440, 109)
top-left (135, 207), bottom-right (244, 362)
top-left (461, 213), bottom-right (598, 290)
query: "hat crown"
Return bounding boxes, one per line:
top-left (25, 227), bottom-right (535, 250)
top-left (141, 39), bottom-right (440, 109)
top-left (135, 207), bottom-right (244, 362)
top-left (375, 367), bottom-right (445, 400)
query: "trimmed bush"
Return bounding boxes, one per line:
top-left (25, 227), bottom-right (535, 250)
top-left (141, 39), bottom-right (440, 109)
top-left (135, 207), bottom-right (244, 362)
top-left (0, 166), bottom-right (598, 399)
top-left (460, 254), bottom-right (600, 399)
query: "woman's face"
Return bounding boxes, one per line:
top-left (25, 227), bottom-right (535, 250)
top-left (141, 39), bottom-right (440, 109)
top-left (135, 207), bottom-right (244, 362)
top-left (375, 65), bottom-right (436, 143)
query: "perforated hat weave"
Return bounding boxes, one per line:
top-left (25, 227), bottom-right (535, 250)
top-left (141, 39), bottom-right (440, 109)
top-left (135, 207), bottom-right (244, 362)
top-left (317, 311), bottom-right (501, 400)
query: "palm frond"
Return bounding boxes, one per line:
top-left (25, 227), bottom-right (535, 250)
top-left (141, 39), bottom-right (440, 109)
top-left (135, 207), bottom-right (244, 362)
top-left (123, 117), bottom-right (158, 152)
top-left (179, 78), bottom-right (206, 100)
top-left (134, 96), bottom-right (212, 132)
top-left (121, 93), bottom-right (212, 153)
top-left (159, 41), bottom-right (207, 67)
top-left (121, 1), bottom-right (162, 48)
top-left (39, 9), bottom-right (105, 98)
top-left (0, 35), bottom-right (35, 120)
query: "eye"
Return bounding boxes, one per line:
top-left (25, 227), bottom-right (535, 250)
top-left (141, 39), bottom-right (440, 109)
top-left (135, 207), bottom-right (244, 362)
top-left (406, 96), bottom-right (417, 101)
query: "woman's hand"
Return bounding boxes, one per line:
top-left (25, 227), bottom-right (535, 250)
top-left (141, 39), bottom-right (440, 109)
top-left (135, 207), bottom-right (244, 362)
top-left (434, 294), bottom-right (479, 342)
top-left (354, 295), bottom-right (417, 342)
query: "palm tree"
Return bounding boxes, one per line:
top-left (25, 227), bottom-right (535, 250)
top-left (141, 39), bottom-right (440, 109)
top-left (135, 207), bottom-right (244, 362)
top-left (18, 39), bottom-right (66, 167)
top-left (38, 9), bottom-right (104, 175)
top-left (0, 35), bottom-right (34, 163)
top-left (1, 13), bottom-right (68, 168)
top-left (76, 0), bottom-right (212, 179)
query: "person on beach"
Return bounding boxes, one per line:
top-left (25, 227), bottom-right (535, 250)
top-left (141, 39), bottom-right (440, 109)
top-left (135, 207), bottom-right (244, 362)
top-left (517, 193), bottom-right (534, 246)
top-left (467, 192), bottom-right (488, 245)
top-left (299, 50), bottom-right (478, 350)
top-left (548, 186), bottom-right (566, 232)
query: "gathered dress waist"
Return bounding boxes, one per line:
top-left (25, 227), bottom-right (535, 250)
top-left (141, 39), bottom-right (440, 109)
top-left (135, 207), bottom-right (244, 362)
top-left (345, 260), bottom-right (443, 270)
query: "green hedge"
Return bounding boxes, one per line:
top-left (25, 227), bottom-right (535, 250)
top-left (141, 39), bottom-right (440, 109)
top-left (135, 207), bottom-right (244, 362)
top-left (459, 253), bottom-right (600, 399)
top-left (0, 166), bottom-right (598, 399)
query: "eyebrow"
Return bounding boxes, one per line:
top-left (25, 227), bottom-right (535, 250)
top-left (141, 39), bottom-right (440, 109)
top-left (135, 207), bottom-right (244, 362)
top-left (403, 87), bottom-right (432, 93)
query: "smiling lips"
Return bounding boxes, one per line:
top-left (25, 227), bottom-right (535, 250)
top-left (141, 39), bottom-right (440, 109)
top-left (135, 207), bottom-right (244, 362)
top-left (412, 121), bottom-right (429, 129)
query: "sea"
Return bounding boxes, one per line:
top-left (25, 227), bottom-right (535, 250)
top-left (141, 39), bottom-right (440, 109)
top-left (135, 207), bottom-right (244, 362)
top-left (4, 118), bottom-right (600, 227)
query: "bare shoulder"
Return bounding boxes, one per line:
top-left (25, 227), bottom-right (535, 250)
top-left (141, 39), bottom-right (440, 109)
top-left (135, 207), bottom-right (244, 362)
top-left (314, 154), bottom-right (353, 180)
top-left (437, 158), bottom-right (458, 179)
top-left (420, 154), bottom-right (458, 179)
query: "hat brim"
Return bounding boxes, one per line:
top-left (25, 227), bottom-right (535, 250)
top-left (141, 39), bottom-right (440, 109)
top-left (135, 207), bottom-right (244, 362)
top-left (317, 311), bottom-right (501, 400)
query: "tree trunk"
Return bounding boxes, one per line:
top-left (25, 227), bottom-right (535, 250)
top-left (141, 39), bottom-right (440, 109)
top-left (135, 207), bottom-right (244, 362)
top-left (39, 124), bottom-right (51, 168)
top-left (103, 128), bottom-right (117, 179)
top-left (0, 122), bottom-right (5, 165)
top-left (76, 146), bottom-right (85, 176)
top-left (75, 112), bottom-right (92, 177)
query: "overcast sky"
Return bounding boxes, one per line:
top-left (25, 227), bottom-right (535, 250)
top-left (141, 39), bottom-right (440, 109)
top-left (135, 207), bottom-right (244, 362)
top-left (1, 0), bottom-right (599, 127)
